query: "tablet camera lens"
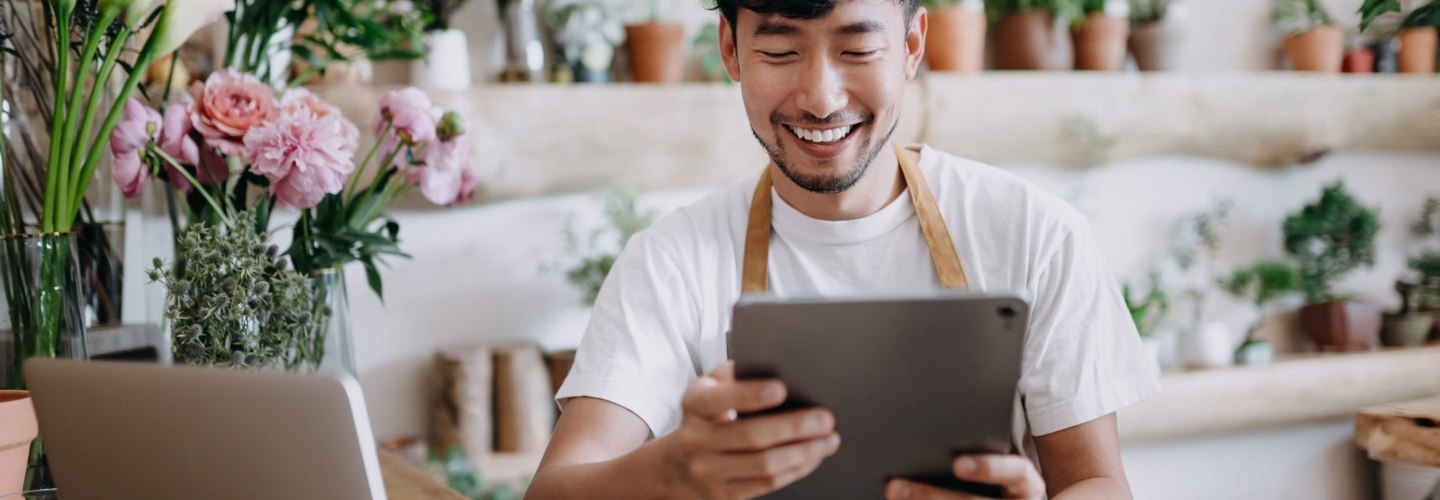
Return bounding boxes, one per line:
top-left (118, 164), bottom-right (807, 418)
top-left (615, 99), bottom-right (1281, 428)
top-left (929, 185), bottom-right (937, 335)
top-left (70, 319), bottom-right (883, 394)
top-left (998, 306), bottom-right (1017, 319)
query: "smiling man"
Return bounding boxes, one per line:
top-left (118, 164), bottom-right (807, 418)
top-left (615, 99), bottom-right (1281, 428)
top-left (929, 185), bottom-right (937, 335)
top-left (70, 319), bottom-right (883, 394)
top-left (526, 0), bottom-right (1159, 498)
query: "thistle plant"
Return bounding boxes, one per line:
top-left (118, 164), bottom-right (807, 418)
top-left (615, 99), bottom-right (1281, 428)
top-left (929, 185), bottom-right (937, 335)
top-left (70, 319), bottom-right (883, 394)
top-left (149, 209), bottom-right (327, 370)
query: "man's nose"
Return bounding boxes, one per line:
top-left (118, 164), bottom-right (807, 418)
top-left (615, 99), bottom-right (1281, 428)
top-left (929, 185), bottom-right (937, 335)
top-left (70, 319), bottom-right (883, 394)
top-left (794, 57), bottom-right (848, 120)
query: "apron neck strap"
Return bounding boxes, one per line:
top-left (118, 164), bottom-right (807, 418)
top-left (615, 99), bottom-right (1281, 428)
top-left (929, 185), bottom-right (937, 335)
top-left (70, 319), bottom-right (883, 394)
top-left (741, 143), bottom-right (968, 294)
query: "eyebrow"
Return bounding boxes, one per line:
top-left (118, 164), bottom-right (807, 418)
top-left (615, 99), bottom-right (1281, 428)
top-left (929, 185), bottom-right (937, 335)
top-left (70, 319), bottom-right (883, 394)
top-left (752, 18), bottom-right (888, 37)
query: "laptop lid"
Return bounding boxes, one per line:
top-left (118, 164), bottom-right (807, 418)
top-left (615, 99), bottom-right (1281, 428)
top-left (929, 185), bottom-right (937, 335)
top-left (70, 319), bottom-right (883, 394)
top-left (24, 359), bottom-right (386, 500)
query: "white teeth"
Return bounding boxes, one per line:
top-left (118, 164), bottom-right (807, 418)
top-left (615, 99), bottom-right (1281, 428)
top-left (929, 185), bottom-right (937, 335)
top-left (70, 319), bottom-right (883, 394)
top-left (790, 125), bottom-right (852, 144)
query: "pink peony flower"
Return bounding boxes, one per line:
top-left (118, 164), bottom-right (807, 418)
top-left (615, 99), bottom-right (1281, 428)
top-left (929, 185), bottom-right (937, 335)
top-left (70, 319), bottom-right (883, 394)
top-left (189, 69), bottom-right (276, 157)
top-left (153, 104), bottom-right (206, 192)
top-left (406, 132), bottom-right (479, 206)
top-left (280, 88), bottom-right (359, 152)
top-left (376, 87), bottom-right (437, 145)
top-left (109, 98), bottom-right (161, 197)
top-left (242, 106), bottom-right (356, 209)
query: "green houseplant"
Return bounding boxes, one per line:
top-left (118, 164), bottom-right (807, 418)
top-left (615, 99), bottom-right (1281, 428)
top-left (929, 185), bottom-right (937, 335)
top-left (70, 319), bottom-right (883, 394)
top-left (561, 188), bottom-right (656, 305)
top-left (1358, 0), bottom-right (1440, 73)
top-left (1220, 260), bottom-right (1300, 364)
top-left (1127, 0), bottom-right (1184, 70)
top-left (1275, 0), bottom-right (1343, 72)
top-left (1074, 0), bottom-right (1129, 71)
top-left (921, 0), bottom-right (987, 72)
top-left (987, 0), bottom-right (1084, 69)
top-left (1283, 181), bottom-right (1382, 351)
top-left (1404, 195), bottom-right (1440, 341)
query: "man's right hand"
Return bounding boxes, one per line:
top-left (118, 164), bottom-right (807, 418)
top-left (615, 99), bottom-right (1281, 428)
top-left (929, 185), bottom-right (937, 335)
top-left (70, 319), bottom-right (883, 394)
top-left (667, 362), bottom-right (841, 500)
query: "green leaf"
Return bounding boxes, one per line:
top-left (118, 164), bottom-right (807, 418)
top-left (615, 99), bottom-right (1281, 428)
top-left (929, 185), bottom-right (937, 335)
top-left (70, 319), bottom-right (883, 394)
top-left (362, 256), bottom-right (384, 302)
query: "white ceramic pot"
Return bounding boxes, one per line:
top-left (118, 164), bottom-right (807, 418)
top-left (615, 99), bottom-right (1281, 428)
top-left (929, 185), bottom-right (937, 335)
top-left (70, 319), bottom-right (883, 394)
top-left (1234, 341), bottom-right (1274, 366)
top-left (1379, 459), bottom-right (1440, 500)
top-left (413, 29), bottom-right (473, 91)
top-left (1180, 321), bottom-right (1235, 370)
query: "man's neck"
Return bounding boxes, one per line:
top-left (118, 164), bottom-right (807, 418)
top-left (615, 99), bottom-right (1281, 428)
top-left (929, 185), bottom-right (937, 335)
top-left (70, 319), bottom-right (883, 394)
top-left (770, 145), bottom-right (911, 221)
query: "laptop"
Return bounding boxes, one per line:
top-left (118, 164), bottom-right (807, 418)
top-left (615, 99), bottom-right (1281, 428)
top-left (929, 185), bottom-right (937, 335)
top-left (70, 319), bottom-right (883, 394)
top-left (23, 359), bottom-right (387, 500)
top-left (729, 292), bottom-right (1029, 499)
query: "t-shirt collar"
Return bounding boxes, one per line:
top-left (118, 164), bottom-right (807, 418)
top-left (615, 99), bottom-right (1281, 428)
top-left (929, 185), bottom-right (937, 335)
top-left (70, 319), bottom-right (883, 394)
top-left (769, 147), bottom-right (931, 246)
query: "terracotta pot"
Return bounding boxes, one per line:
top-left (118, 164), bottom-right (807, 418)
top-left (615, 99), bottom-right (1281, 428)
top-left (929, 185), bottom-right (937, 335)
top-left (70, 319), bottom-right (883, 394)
top-left (1382, 313), bottom-right (1435, 347)
top-left (993, 10), bottom-right (1073, 70)
top-left (1343, 47), bottom-right (1375, 73)
top-left (1074, 13), bottom-right (1129, 71)
top-left (1298, 300), bottom-right (1382, 351)
top-left (1396, 26), bottom-right (1438, 74)
top-left (925, 5), bottom-right (987, 72)
top-left (1283, 25), bottom-right (1344, 73)
top-left (625, 22), bottom-right (687, 83)
top-left (0, 391), bottom-right (37, 495)
top-left (1128, 20), bottom-right (1184, 71)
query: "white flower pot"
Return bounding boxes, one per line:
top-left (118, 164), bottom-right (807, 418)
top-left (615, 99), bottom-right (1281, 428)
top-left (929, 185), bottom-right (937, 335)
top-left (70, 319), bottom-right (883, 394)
top-left (1180, 321), bottom-right (1235, 370)
top-left (1379, 459), bottom-right (1440, 500)
top-left (413, 29), bottom-right (473, 91)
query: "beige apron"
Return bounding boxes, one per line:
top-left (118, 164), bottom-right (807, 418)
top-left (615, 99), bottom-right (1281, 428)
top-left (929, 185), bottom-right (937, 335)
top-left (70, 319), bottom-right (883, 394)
top-left (741, 143), bottom-right (970, 293)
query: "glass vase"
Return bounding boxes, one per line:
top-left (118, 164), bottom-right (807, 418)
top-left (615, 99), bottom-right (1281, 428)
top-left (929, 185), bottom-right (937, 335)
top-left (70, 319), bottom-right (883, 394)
top-left (301, 269), bottom-right (355, 376)
top-left (0, 232), bottom-right (89, 490)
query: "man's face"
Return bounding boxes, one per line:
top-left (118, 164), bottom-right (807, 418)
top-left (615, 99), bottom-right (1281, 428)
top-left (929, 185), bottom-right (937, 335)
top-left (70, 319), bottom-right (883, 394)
top-left (720, 0), bottom-right (925, 193)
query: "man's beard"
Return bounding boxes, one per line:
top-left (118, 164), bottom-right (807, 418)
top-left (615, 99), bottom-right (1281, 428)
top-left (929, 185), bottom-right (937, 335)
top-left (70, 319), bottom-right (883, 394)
top-left (753, 111), bottom-right (896, 194)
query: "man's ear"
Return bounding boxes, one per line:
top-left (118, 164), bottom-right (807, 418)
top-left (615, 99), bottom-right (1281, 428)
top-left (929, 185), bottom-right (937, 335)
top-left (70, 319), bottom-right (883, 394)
top-left (904, 7), bottom-right (927, 80)
top-left (720, 15), bottom-right (742, 82)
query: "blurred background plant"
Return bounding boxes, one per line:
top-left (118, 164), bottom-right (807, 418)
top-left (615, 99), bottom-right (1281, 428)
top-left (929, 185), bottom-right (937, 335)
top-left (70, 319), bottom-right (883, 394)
top-left (559, 188), bottom-right (655, 305)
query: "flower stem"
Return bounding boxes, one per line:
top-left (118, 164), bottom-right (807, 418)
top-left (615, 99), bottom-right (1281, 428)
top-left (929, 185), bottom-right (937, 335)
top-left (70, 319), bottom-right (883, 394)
top-left (151, 147), bottom-right (229, 224)
top-left (57, 8), bottom-right (122, 224)
top-left (43, 5), bottom-right (72, 232)
top-left (348, 123), bottom-right (394, 199)
top-left (69, 41), bottom-right (160, 226)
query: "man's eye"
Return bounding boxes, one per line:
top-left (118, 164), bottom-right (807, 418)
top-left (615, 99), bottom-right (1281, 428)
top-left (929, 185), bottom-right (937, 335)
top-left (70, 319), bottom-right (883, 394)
top-left (844, 50), bottom-right (881, 58)
top-left (759, 51), bottom-right (797, 59)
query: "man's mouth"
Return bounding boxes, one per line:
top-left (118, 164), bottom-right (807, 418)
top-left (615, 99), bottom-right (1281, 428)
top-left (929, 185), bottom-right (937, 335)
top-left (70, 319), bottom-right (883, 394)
top-left (786, 123), bottom-right (859, 145)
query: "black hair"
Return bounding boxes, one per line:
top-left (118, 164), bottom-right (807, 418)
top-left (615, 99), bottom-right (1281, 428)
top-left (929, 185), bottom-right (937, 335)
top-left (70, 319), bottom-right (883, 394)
top-left (708, 0), bottom-right (922, 40)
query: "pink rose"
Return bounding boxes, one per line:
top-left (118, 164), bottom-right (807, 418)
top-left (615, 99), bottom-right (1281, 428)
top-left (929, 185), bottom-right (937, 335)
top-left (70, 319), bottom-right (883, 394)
top-left (189, 69), bottom-right (276, 157)
top-left (376, 87), bottom-right (437, 145)
top-left (280, 88), bottom-right (359, 152)
top-left (109, 98), bottom-right (161, 197)
top-left (243, 106), bottom-right (356, 209)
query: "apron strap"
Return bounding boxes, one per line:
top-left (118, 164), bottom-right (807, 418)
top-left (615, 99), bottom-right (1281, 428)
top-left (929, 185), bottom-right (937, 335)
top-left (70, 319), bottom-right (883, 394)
top-left (741, 143), bottom-right (968, 294)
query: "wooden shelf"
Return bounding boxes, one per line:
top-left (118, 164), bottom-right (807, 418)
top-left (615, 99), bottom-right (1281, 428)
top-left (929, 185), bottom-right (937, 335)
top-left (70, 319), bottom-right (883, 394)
top-left (1119, 344), bottom-right (1440, 443)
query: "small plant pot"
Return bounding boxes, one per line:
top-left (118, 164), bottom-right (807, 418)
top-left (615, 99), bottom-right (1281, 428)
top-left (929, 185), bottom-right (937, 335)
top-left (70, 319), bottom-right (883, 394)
top-left (412, 29), bottom-right (473, 91)
top-left (1128, 20), bottom-right (1185, 71)
top-left (0, 391), bottom-right (37, 494)
top-left (925, 3), bottom-right (987, 72)
top-left (625, 22), bottom-right (687, 83)
top-left (993, 10), bottom-right (1074, 70)
top-left (1234, 341), bottom-right (1274, 366)
top-left (1298, 300), bottom-right (1382, 351)
top-left (1074, 13), bottom-right (1129, 71)
top-left (1381, 313), bottom-right (1435, 347)
top-left (1396, 26), bottom-right (1438, 74)
top-left (1283, 25), bottom-right (1344, 73)
top-left (1343, 47), bottom-right (1375, 73)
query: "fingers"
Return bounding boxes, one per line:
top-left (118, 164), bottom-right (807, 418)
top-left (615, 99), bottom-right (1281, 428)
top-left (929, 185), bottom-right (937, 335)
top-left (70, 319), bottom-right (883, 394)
top-left (705, 433), bottom-right (841, 480)
top-left (682, 370), bottom-right (786, 420)
top-left (952, 455), bottom-right (1044, 499)
top-left (725, 450), bottom-right (828, 500)
top-left (885, 479), bottom-right (975, 500)
top-left (707, 408), bottom-right (835, 451)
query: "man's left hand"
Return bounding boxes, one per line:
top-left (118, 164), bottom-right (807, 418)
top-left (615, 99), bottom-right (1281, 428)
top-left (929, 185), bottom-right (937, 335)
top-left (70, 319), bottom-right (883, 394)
top-left (883, 455), bottom-right (1045, 499)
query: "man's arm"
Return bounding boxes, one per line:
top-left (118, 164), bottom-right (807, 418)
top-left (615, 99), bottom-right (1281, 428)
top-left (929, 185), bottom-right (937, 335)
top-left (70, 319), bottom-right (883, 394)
top-left (882, 413), bottom-right (1131, 500)
top-left (527, 397), bottom-right (689, 499)
top-left (528, 364), bottom-right (841, 500)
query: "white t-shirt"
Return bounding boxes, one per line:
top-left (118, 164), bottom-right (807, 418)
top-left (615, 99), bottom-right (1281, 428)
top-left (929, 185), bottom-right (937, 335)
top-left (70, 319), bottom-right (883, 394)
top-left (557, 145), bottom-right (1161, 461)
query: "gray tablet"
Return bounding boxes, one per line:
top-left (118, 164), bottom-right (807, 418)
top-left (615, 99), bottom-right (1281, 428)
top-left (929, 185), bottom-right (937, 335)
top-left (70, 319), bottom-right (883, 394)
top-left (729, 292), bottom-right (1029, 499)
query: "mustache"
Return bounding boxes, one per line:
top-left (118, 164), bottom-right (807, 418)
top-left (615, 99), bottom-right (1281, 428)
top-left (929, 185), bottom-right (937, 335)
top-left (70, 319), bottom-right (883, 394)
top-left (770, 110), bottom-right (872, 127)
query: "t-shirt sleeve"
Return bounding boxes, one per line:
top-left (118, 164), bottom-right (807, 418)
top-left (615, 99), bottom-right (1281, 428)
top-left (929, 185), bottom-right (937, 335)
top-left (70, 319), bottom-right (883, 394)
top-left (1019, 219), bottom-right (1162, 437)
top-left (554, 230), bottom-right (699, 438)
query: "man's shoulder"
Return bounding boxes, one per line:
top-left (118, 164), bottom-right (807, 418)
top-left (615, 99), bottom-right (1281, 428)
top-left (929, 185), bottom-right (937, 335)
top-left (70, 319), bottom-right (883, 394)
top-left (921, 145), bottom-right (1085, 233)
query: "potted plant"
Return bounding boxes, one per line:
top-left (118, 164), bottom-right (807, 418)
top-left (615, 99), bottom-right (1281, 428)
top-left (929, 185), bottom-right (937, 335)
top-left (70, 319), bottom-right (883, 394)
top-left (546, 0), bottom-right (625, 83)
top-left (625, 0), bottom-right (686, 82)
top-left (413, 0), bottom-right (474, 90)
top-left (1074, 0), bottom-right (1129, 71)
top-left (1128, 0), bottom-right (1185, 71)
top-left (541, 189), bottom-right (656, 351)
top-left (923, 0), bottom-right (988, 72)
top-left (1220, 260), bottom-right (1301, 365)
top-left (1123, 274), bottom-right (1168, 368)
top-left (1409, 195), bottom-right (1440, 339)
top-left (1275, 0), bottom-right (1343, 72)
top-left (1283, 181), bottom-right (1382, 351)
top-left (1359, 0), bottom-right (1439, 74)
top-left (1385, 280), bottom-right (1436, 346)
top-left (1343, 29), bottom-right (1377, 73)
top-left (988, 0), bottom-right (1083, 70)
top-left (0, 390), bottom-right (36, 493)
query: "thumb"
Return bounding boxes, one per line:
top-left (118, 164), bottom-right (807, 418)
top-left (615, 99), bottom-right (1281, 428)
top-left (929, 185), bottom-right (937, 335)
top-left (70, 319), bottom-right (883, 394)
top-left (710, 360), bottom-right (735, 382)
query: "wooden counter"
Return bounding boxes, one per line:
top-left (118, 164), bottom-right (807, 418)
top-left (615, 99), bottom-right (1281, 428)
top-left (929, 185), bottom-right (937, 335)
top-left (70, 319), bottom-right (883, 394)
top-left (379, 450), bottom-right (466, 500)
top-left (1356, 396), bottom-right (1440, 467)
